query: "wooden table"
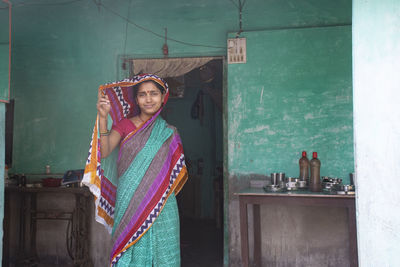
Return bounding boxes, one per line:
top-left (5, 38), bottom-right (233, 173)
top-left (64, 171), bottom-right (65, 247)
top-left (237, 188), bottom-right (358, 267)
top-left (4, 186), bottom-right (93, 267)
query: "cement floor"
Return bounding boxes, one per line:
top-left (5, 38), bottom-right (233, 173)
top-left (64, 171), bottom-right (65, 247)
top-left (181, 217), bottom-right (223, 267)
top-left (12, 217), bottom-right (223, 267)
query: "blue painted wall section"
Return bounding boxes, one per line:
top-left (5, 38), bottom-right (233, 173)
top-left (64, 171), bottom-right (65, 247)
top-left (228, 26), bottom-right (353, 181)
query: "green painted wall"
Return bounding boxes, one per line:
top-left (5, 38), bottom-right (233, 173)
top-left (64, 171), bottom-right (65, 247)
top-left (0, 4), bottom-right (10, 264)
top-left (226, 26), bottom-right (353, 265)
top-left (228, 26), bottom-right (353, 181)
top-left (0, 5), bottom-right (9, 101)
top-left (0, 103), bottom-right (5, 264)
top-left (6, 0), bottom-right (352, 265)
top-left (9, 0), bottom-right (351, 174)
top-left (10, 0), bottom-right (232, 174)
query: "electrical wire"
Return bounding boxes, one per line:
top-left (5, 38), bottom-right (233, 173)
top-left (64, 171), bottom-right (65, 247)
top-left (123, 0), bottom-right (132, 56)
top-left (0, 0), bottom-right (82, 8)
top-left (228, 0), bottom-right (248, 37)
top-left (99, 2), bottom-right (225, 49)
top-left (0, 0), bottom-right (226, 49)
top-left (229, 0), bottom-right (247, 10)
top-left (228, 0), bottom-right (239, 9)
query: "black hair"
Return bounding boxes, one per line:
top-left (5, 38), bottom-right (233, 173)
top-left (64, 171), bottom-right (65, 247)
top-left (133, 80), bottom-right (166, 99)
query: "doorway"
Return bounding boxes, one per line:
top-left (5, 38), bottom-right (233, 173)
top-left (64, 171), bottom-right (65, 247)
top-left (121, 56), bottom-right (225, 266)
top-left (124, 58), bottom-right (224, 267)
top-left (161, 59), bottom-right (224, 267)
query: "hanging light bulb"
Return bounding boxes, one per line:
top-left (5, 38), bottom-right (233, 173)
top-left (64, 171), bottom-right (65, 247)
top-left (162, 28), bottom-right (169, 57)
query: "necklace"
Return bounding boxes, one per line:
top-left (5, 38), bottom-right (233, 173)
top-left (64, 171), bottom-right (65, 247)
top-left (138, 115), bottom-right (145, 123)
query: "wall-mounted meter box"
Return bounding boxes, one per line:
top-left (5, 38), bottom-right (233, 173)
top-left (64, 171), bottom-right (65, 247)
top-left (227, 38), bottom-right (246, 64)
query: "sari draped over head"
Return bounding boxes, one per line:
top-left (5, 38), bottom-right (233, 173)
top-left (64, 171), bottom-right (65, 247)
top-left (83, 74), bottom-right (188, 267)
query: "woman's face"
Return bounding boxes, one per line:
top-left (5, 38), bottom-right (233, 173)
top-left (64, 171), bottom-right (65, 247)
top-left (136, 81), bottom-right (165, 117)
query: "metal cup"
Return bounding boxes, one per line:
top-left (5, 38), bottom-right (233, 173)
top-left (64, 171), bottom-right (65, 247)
top-left (270, 173), bottom-right (279, 185)
top-left (349, 173), bottom-right (355, 185)
top-left (270, 172), bottom-right (285, 185)
top-left (277, 173), bottom-right (285, 183)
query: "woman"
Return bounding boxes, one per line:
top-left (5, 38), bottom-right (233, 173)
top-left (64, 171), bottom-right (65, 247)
top-left (83, 74), bottom-right (188, 267)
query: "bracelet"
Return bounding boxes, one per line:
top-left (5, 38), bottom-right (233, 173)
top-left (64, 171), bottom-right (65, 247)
top-left (100, 130), bottom-right (110, 136)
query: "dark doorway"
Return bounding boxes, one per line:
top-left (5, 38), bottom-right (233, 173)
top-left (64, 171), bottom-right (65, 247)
top-left (160, 58), bottom-right (224, 267)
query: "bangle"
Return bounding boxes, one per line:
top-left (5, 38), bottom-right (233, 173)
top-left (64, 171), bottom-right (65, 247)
top-left (100, 130), bottom-right (110, 136)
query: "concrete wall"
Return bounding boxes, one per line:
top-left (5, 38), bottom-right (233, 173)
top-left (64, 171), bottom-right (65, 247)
top-left (353, 0), bottom-right (400, 266)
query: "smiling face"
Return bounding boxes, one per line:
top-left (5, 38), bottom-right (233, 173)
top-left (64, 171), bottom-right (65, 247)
top-left (136, 81), bottom-right (165, 118)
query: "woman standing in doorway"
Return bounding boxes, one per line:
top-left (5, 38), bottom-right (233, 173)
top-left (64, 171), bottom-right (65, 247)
top-left (83, 74), bottom-right (188, 267)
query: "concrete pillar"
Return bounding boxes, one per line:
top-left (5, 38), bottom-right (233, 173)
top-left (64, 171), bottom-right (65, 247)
top-left (353, 1), bottom-right (400, 266)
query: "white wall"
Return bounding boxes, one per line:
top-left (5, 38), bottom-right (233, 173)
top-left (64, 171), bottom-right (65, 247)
top-left (353, 1), bottom-right (400, 266)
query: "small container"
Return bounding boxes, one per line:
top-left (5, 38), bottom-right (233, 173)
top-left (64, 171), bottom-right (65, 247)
top-left (45, 165), bottom-right (51, 174)
top-left (297, 180), bottom-right (308, 189)
top-left (270, 172), bottom-right (285, 187)
top-left (277, 173), bottom-right (285, 183)
top-left (270, 173), bottom-right (279, 185)
top-left (322, 177), bottom-right (343, 192)
top-left (349, 173), bottom-right (355, 185)
top-left (264, 184), bottom-right (286, 192)
top-left (285, 177), bottom-right (299, 191)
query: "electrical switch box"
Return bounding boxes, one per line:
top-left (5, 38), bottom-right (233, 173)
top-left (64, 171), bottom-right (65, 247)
top-left (227, 38), bottom-right (247, 64)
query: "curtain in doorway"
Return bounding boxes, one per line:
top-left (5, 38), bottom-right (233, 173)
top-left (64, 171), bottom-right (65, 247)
top-left (131, 57), bottom-right (213, 77)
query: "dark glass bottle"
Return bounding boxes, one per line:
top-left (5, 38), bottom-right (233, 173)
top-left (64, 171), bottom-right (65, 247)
top-left (309, 152), bottom-right (321, 192)
top-left (299, 151), bottom-right (309, 182)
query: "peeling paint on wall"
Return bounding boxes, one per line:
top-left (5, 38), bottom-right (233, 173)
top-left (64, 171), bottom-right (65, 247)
top-left (228, 26), bottom-right (353, 180)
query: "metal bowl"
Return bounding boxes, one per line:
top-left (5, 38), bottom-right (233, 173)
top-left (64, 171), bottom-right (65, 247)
top-left (286, 177), bottom-right (299, 183)
top-left (322, 177), bottom-right (343, 192)
top-left (264, 184), bottom-right (286, 192)
top-left (322, 177), bottom-right (342, 184)
top-left (297, 180), bottom-right (308, 189)
top-left (334, 184), bottom-right (355, 192)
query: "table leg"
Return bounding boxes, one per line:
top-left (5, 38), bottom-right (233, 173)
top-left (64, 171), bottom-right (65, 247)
top-left (18, 192), bottom-right (26, 260)
top-left (348, 205), bottom-right (358, 267)
top-left (253, 204), bottom-right (261, 267)
top-left (30, 192), bottom-right (39, 261)
top-left (3, 191), bottom-right (10, 267)
top-left (239, 196), bottom-right (249, 267)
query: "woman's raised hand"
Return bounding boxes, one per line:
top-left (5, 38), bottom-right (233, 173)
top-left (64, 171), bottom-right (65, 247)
top-left (97, 90), bottom-right (111, 119)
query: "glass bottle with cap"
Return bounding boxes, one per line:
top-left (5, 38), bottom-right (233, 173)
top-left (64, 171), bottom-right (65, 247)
top-left (309, 152), bottom-right (321, 192)
top-left (299, 151), bottom-right (309, 182)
